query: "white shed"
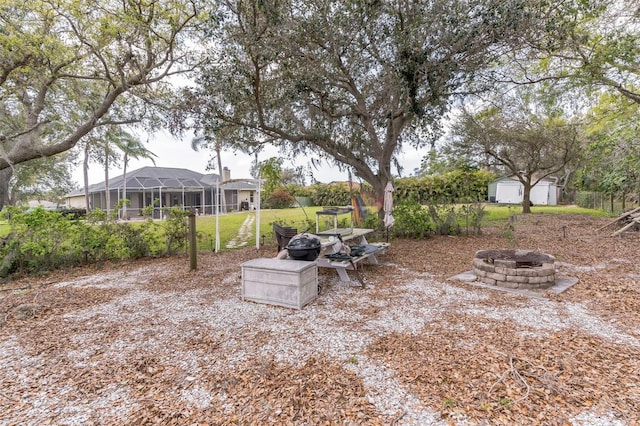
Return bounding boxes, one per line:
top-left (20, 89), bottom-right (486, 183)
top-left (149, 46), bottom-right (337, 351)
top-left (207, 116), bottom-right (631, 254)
top-left (529, 181), bottom-right (558, 205)
top-left (493, 178), bottom-right (558, 205)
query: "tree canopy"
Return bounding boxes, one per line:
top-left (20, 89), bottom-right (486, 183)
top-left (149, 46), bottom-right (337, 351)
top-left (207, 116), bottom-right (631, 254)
top-left (499, 0), bottom-right (640, 105)
top-left (0, 0), bottom-right (203, 171)
top-left (190, 0), bottom-right (559, 207)
top-left (579, 93), bottom-right (640, 202)
top-left (3, 154), bottom-right (75, 207)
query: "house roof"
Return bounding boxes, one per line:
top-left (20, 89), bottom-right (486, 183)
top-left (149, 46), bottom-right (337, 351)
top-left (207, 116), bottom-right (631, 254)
top-left (66, 167), bottom-right (261, 198)
top-left (221, 180), bottom-right (258, 191)
top-left (490, 175), bottom-right (558, 185)
top-left (66, 167), bottom-right (221, 196)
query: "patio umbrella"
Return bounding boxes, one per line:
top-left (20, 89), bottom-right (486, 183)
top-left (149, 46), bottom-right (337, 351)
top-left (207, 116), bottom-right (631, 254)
top-left (383, 181), bottom-right (395, 229)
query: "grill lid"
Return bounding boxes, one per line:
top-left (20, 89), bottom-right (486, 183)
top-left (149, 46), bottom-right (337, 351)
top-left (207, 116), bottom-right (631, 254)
top-left (287, 235), bottom-right (321, 250)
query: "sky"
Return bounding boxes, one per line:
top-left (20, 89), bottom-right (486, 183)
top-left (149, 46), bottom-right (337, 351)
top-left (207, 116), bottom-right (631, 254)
top-left (70, 129), bottom-right (428, 188)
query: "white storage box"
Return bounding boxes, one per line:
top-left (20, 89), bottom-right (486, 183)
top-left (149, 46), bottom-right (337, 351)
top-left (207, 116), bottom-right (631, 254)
top-left (241, 258), bottom-right (318, 309)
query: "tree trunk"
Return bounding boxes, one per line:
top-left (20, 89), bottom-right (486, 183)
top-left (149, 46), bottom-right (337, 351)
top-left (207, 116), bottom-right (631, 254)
top-left (0, 168), bottom-right (13, 211)
top-left (610, 193), bottom-right (614, 213)
top-left (522, 183), bottom-right (532, 214)
top-left (122, 153), bottom-right (128, 220)
top-left (104, 145), bottom-right (110, 216)
top-left (83, 143), bottom-right (91, 211)
top-left (371, 178), bottom-right (386, 222)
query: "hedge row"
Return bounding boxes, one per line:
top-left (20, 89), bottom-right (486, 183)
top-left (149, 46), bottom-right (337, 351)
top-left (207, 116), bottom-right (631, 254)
top-left (0, 206), bottom-right (190, 278)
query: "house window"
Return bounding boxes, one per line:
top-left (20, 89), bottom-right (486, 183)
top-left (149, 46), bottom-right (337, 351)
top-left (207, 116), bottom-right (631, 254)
top-left (250, 192), bottom-right (254, 203)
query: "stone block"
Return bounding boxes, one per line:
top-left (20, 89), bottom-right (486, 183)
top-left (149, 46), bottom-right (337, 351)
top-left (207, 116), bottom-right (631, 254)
top-left (480, 277), bottom-right (496, 285)
top-left (518, 282), bottom-right (541, 290)
top-left (495, 267), bottom-right (518, 275)
top-left (529, 276), bottom-right (553, 284)
top-left (499, 281), bottom-right (520, 289)
top-left (474, 269), bottom-right (487, 277)
top-left (506, 275), bottom-right (529, 283)
top-left (516, 268), bottom-right (543, 277)
top-left (494, 259), bottom-right (517, 268)
top-left (486, 272), bottom-right (506, 281)
top-left (472, 258), bottom-right (495, 272)
top-left (540, 265), bottom-right (555, 276)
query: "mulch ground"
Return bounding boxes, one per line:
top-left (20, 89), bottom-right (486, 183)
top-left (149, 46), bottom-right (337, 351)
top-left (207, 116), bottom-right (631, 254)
top-left (0, 212), bottom-right (639, 425)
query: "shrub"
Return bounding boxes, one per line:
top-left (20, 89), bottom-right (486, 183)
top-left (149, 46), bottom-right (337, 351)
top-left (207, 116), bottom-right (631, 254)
top-left (426, 203), bottom-right (460, 236)
top-left (308, 183), bottom-right (352, 206)
top-left (0, 203), bottom-right (191, 278)
top-left (391, 200), bottom-right (432, 239)
top-left (0, 207), bottom-right (86, 276)
top-left (459, 202), bottom-right (487, 236)
top-left (395, 169), bottom-right (494, 204)
top-left (263, 188), bottom-right (295, 209)
top-left (58, 207), bottom-right (87, 219)
top-left (163, 206), bottom-right (190, 254)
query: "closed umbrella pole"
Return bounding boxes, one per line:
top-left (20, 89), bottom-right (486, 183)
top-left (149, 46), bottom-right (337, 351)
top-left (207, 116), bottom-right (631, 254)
top-left (383, 181), bottom-right (394, 241)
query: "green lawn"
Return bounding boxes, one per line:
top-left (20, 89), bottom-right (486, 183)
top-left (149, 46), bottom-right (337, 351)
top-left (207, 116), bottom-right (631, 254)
top-left (194, 206), bottom-right (324, 251)
top-left (193, 204), bottom-right (612, 251)
top-left (0, 204), bottom-right (612, 251)
top-left (482, 204), bottom-right (613, 221)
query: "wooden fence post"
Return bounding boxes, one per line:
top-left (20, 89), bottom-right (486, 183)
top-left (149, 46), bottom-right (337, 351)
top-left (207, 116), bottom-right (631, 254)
top-left (189, 210), bottom-right (197, 270)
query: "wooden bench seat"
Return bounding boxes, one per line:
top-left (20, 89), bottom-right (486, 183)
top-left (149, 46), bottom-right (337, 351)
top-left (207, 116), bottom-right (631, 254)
top-left (316, 242), bottom-right (389, 282)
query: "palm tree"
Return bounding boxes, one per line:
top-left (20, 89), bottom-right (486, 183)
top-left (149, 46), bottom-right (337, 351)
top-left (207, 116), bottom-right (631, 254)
top-left (80, 129), bottom-right (119, 213)
top-left (118, 134), bottom-right (156, 219)
top-left (81, 126), bottom-right (155, 217)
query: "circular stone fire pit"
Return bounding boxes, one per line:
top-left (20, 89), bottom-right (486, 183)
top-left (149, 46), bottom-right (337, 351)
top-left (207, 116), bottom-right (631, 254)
top-left (472, 249), bottom-right (556, 290)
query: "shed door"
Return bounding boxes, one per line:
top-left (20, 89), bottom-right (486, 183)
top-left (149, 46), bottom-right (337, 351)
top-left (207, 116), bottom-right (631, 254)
top-left (495, 182), bottom-right (523, 204)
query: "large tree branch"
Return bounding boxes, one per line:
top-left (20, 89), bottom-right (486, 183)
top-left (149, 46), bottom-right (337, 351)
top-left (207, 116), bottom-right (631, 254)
top-left (0, 1), bottom-right (200, 170)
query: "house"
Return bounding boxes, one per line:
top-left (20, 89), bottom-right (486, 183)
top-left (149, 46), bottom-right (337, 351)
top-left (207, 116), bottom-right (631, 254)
top-left (488, 177), bottom-right (558, 206)
top-left (65, 166), bottom-right (258, 218)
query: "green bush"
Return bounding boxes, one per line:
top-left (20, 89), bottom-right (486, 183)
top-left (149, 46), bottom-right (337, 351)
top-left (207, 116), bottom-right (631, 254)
top-left (0, 207), bottom-right (86, 276)
top-left (163, 206), bottom-right (190, 254)
top-left (391, 200), bottom-right (432, 238)
top-left (388, 200), bottom-right (486, 237)
top-left (286, 184), bottom-right (312, 198)
top-left (263, 188), bottom-right (295, 209)
top-left (426, 203), bottom-right (460, 236)
top-left (363, 210), bottom-right (381, 230)
top-left (308, 183), bottom-right (352, 206)
top-left (395, 169), bottom-right (494, 204)
top-left (58, 207), bottom-right (87, 219)
top-left (458, 202), bottom-right (487, 236)
top-left (0, 204), bottom-right (193, 278)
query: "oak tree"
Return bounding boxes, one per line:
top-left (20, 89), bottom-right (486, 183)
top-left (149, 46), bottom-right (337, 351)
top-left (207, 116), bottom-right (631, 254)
top-left (448, 89), bottom-right (583, 213)
top-left (192, 0), bottom-right (553, 214)
top-left (0, 0), bottom-right (203, 208)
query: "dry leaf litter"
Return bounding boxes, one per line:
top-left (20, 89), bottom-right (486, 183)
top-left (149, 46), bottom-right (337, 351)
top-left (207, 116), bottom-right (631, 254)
top-left (0, 213), bottom-right (639, 425)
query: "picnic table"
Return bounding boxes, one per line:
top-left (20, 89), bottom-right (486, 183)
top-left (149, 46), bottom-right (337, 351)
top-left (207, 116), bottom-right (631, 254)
top-left (313, 228), bottom-right (389, 282)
